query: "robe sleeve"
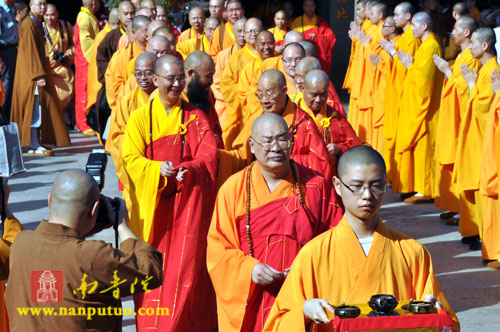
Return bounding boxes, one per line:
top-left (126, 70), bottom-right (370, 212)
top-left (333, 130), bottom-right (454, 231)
top-left (0, 218), bottom-right (23, 280)
top-left (77, 13), bottom-right (96, 62)
top-left (22, 20), bottom-right (47, 80)
top-left (207, 177), bottom-right (261, 331)
top-left (105, 50), bottom-right (127, 110)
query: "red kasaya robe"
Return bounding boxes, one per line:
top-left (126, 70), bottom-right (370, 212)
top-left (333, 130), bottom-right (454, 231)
top-left (207, 161), bottom-right (343, 332)
top-left (122, 96), bottom-right (218, 332)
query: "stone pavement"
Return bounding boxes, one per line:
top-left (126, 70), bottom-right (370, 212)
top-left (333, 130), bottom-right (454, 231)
top-left (6, 131), bottom-right (500, 331)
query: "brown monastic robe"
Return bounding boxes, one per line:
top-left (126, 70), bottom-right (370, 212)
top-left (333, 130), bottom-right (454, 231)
top-left (10, 12), bottom-right (70, 147)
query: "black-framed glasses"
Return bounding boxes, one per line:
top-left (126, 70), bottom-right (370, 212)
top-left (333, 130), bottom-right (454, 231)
top-left (338, 178), bottom-right (387, 196)
top-left (251, 137), bottom-right (292, 152)
top-left (155, 74), bottom-right (186, 84)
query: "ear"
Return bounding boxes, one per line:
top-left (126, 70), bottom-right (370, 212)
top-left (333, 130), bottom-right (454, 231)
top-left (187, 68), bottom-right (196, 79)
top-left (481, 41), bottom-right (489, 52)
top-left (91, 200), bottom-right (99, 218)
top-left (282, 84), bottom-right (288, 95)
top-left (153, 74), bottom-right (159, 87)
top-left (249, 137), bottom-right (256, 154)
top-left (422, 23), bottom-right (428, 31)
top-left (333, 176), bottom-right (342, 197)
top-left (405, 13), bottom-right (411, 21)
top-left (48, 192), bottom-right (52, 208)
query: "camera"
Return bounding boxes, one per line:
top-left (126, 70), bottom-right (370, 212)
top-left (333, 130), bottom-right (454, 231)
top-left (53, 51), bottom-right (65, 63)
top-left (86, 195), bottom-right (121, 237)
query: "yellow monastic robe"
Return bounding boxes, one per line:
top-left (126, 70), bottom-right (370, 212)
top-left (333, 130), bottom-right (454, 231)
top-left (342, 23), bottom-right (361, 93)
top-left (86, 24), bottom-right (112, 115)
top-left (383, 26), bottom-right (420, 181)
top-left (434, 48), bottom-right (480, 212)
top-left (117, 33), bottom-right (130, 50)
top-left (268, 26), bottom-right (286, 46)
top-left (104, 41), bottom-right (144, 111)
top-left (480, 92), bottom-right (500, 261)
top-left (221, 45), bottom-right (258, 149)
top-left (210, 21), bottom-right (236, 57)
top-left (454, 57), bottom-right (500, 237)
top-left (178, 27), bottom-right (202, 43)
top-left (356, 22), bottom-right (384, 145)
top-left (237, 55), bottom-right (268, 118)
top-left (371, 36), bottom-right (400, 154)
top-left (213, 45), bottom-right (239, 128)
top-left (260, 56), bottom-right (299, 96)
top-left (177, 34), bottom-right (211, 60)
top-left (394, 34), bottom-right (443, 196)
top-left (106, 86), bottom-right (150, 209)
top-left (347, 20), bottom-right (373, 129)
top-left (263, 217), bottom-right (460, 332)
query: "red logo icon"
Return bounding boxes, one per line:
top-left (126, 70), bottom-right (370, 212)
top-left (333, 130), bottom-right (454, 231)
top-left (30, 270), bottom-right (63, 303)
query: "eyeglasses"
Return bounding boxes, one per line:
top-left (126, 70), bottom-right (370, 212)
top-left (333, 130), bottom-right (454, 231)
top-left (155, 74), bottom-right (186, 84)
top-left (251, 137), bottom-right (292, 152)
top-left (256, 90), bottom-right (279, 101)
top-left (134, 70), bottom-right (154, 79)
top-left (282, 57), bottom-right (303, 65)
top-left (245, 29), bottom-right (260, 35)
top-left (338, 178), bottom-right (387, 196)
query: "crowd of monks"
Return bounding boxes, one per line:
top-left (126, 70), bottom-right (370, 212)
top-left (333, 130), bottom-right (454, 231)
top-left (1, 0), bottom-right (500, 331)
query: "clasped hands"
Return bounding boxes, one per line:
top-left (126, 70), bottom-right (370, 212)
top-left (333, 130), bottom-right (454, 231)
top-left (160, 161), bottom-right (188, 183)
top-left (303, 294), bottom-right (442, 325)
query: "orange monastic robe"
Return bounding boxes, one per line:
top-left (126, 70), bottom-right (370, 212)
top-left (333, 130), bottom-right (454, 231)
top-left (213, 45), bottom-right (240, 128)
top-left (178, 27), bottom-right (202, 43)
top-left (268, 26), bottom-right (287, 47)
top-left (104, 41), bottom-right (144, 111)
top-left (122, 96), bottom-right (218, 332)
top-left (480, 92), bottom-right (500, 261)
top-left (434, 48), bottom-right (480, 212)
top-left (237, 56), bottom-right (268, 117)
top-left (454, 57), bottom-right (500, 238)
top-left (221, 45), bottom-right (258, 148)
top-left (356, 22), bottom-right (384, 145)
top-left (177, 33), bottom-right (211, 59)
top-left (210, 21), bottom-right (236, 57)
top-left (207, 161), bottom-right (342, 332)
top-left (260, 56), bottom-right (299, 96)
top-left (86, 24), bottom-right (112, 116)
top-left (342, 29), bottom-right (359, 93)
top-left (393, 34), bottom-right (443, 196)
top-left (263, 217), bottom-right (460, 332)
top-left (371, 36), bottom-right (400, 154)
top-left (383, 26), bottom-right (420, 181)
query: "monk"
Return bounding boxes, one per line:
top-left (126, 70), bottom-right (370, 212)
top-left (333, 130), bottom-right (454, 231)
top-left (293, 57), bottom-right (345, 117)
top-left (217, 69), bottom-right (332, 186)
top-left (147, 19), bottom-right (166, 37)
top-left (263, 145), bottom-right (460, 332)
top-left (454, 28), bottom-right (500, 250)
top-left (299, 70), bottom-right (361, 177)
top-left (85, 8), bottom-right (118, 130)
top-left (208, 0), bottom-right (224, 21)
top-left (105, 15), bottom-right (150, 112)
top-left (268, 10), bottom-right (288, 53)
top-left (176, 8), bottom-right (212, 58)
top-left (355, 2), bottom-right (386, 145)
top-left (368, 15), bottom-right (400, 154)
top-left (432, 15), bottom-right (480, 224)
top-left (178, 6), bottom-right (205, 44)
top-left (290, 0), bottom-right (336, 74)
top-left (43, 4), bottom-right (75, 114)
top-left (237, 30), bottom-right (275, 120)
top-left (106, 52), bottom-right (157, 199)
top-left (153, 27), bottom-right (181, 60)
top-left (283, 30), bottom-right (305, 45)
top-left (204, 16), bottom-right (220, 41)
top-left (209, 0), bottom-right (245, 57)
top-left (139, 0), bottom-right (156, 19)
top-left (182, 51), bottom-right (222, 148)
top-left (74, 0), bottom-right (99, 135)
top-left (443, 2), bottom-right (466, 63)
top-left (10, 0), bottom-right (70, 154)
top-left (208, 113), bottom-right (342, 332)
top-left (221, 17), bottom-right (263, 148)
top-left (393, 12), bottom-right (443, 202)
top-left (213, 17), bottom-right (246, 128)
top-left (122, 55), bottom-right (218, 331)
top-left (481, 70), bottom-right (500, 269)
top-left (380, 2), bottom-right (420, 184)
top-left (343, 0), bottom-right (367, 95)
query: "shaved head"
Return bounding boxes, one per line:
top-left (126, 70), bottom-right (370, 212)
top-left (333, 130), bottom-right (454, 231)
top-left (148, 20), bottom-right (167, 36)
top-left (457, 15), bottom-right (479, 34)
top-left (453, 2), bottom-right (466, 16)
top-left (413, 12), bottom-right (433, 31)
top-left (299, 40), bottom-right (317, 57)
top-left (184, 50), bottom-right (213, 71)
top-left (136, 51), bottom-right (157, 67)
top-left (302, 69), bottom-right (329, 111)
top-left (395, 2), bottom-right (414, 16)
top-left (295, 57), bottom-right (321, 91)
top-left (153, 27), bottom-right (176, 54)
top-left (474, 28), bottom-right (496, 52)
top-left (259, 69), bottom-right (287, 89)
top-left (132, 15), bottom-right (151, 30)
top-left (251, 113), bottom-right (289, 138)
top-left (154, 54), bottom-right (183, 75)
top-left (108, 8), bottom-right (120, 27)
top-left (49, 170), bottom-right (100, 235)
top-left (256, 30), bottom-right (275, 59)
top-left (136, 8), bottom-right (154, 20)
top-left (284, 30), bottom-right (305, 45)
top-left (118, 1), bottom-right (135, 28)
top-left (147, 35), bottom-right (171, 57)
top-left (245, 18), bottom-right (264, 47)
top-left (257, 69), bottom-right (288, 114)
top-left (234, 17), bottom-right (247, 47)
top-left (337, 146), bottom-right (386, 178)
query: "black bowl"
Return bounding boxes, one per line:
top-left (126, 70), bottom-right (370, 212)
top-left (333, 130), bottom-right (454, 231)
top-left (368, 294), bottom-right (399, 312)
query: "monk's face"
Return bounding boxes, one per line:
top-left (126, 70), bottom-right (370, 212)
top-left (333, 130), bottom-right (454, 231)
top-left (381, 20), bottom-right (395, 38)
top-left (30, 0), bottom-right (48, 16)
top-left (393, 6), bottom-right (409, 28)
top-left (282, 46), bottom-right (305, 78)
top-left (452, 20), bottom-right (468, 45)
top-left (245, 20), bottom-right (262, 47)
top-left (369, 8), bottom-right (383, 25)
top-left (43, 5), bottom-right (58, 28)
top-left (133, 24), bottom-right (150, 46)
top-left (131, 0), bottom-right (141, 11)
top-left (249, 121), bottom-right (291, 172)
top-left (469, 32), bottom-right (486, 59)
top-left (141, 1), bottom-right (157, 19)
top-left (294, 67), bottom-right (306, 91)
top-left (303, 79), bottom-right (329, 112)
top-left (411, 18), bottom-right (425, 39)
top-left (134, 60), bottom-right (155, 92)
top-left (226, 3), bottom-right (244, 24)
top-left (191, 59), bottom-right (216, 90)
top-left (154, 62), bottom-right (186, 103)
top-left (234, 22), bottom-right (246, 47)
top-left (148, 39), bottom-right (170, 57)
top-left (209, 0), bottom-right (224, 19)
top-left (119, 3), bottom-right (135, 29)
top-left (189, 8), bottom-right (206, 33)
top-left (256, 79), bottom-right (288, 114)
top-left (156, 7), bottom-right (167, 24)
top-left (274, 11), bottom-right (287, 30)
top-left (256, 33), bottom-right (275, 59)
top-left (334, 164), bottom-right (386, 222)
top-left (357, 4), bottom-right (366, 20)
top-left (303, 0), bottom-right (316, 17)
top-left (204, 19), bottom-right (219, 41)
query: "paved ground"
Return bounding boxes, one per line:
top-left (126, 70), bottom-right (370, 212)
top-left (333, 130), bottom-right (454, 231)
top-left (7, 131), bottom-right (500, 331)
